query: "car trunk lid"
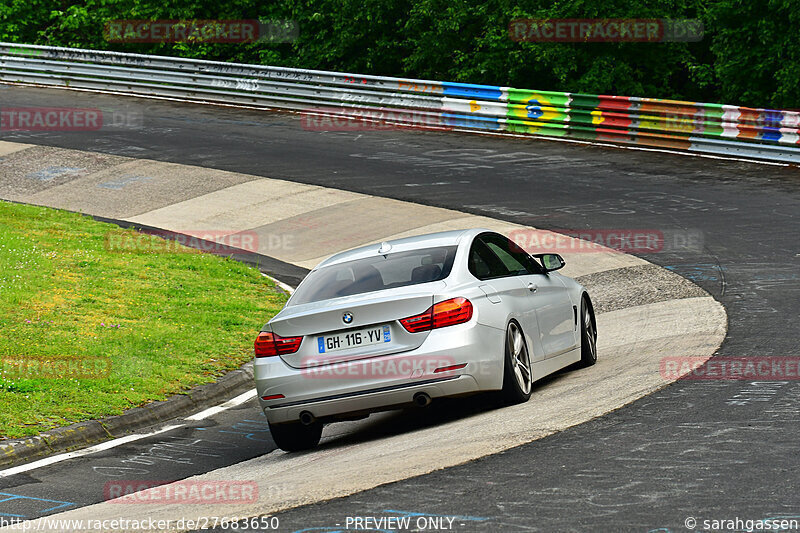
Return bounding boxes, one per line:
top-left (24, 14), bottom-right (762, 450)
top-left (269, 286), bottom-right (440, 369)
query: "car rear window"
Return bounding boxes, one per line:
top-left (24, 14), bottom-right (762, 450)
top-left (288, 246), bottom-right (458, 306)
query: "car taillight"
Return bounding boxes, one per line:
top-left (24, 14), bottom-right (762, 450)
top-left (432, 297), bottom-right (474, 328)
top-left (434, 363), bottom-right (468, 373)
top-left (254, 331), bottom-right (303, 358)
top-left (400, 297), bottom-right (473, 333)
top-left (260, 394), bottom-right (285, 401)
top-left (399, 308), bottom-right (433, 332)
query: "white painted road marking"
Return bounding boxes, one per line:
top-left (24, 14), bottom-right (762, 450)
top-left (261, 273), bottom-right (296, 294)
top-left (185, 389), bottom-right (258, 421)
top-left (0, 424), bottom-right (184, 478)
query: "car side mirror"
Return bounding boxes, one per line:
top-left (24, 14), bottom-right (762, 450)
top-left (536, 253), bottom-right (565, 272)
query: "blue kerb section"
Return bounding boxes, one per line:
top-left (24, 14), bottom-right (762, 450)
top-left (383, 510), bottom-right (490, 522)
top-left (0, 492), bottom-right (77, 518)
top-left (442, 82), bottom-right (502, 100)
top-left (442, 113), bottom-right (502, 130)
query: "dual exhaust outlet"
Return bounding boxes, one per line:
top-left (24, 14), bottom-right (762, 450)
top-left (297, 392), bottom-right (432, 426)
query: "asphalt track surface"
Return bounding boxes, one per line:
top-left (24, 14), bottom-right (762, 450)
top-left (1, 85), bottom-right (799, 532)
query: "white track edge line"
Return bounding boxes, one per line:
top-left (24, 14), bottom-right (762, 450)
top-left (185, 389), bottom-right (258, 421)
top-left (261, 273), bottom-right (296, 294)
top-left (0, 424), bottom-right (184, 478)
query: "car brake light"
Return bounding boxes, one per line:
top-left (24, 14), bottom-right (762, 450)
top-left (260, 394), bottom-right (285, 401)
top-left (400, 297), bottom-right (473, 333)
top-left (399, 308), bottom-right (433, 333)
top-left (434, 363), bottom-right (468, 373)
top-left (254, 331), bottom-right (303, 357)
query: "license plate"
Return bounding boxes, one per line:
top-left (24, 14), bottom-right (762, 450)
top-left (317, 325), bottom-right (391, 353)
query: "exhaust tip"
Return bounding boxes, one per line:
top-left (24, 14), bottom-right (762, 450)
top-left (413, 392), bottom-right (432, 408)
top-left (299, 411), bottom-right (316, 426)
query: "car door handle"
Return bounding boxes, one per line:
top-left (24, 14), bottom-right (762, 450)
top-left (527, 283), bottom-right (538, 292)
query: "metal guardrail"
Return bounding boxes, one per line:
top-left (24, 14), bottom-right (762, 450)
top-left (2, 42), bottom-right (799, 163)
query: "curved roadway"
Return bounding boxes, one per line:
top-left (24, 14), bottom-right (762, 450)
top-left (1, 85), bottom-right (799, 532)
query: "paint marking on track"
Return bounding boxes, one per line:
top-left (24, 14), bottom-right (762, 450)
top-left (185, 389), bottom-right (258, 421)
top-left (0, 424), bottom-right (184, 478)
top-left (0, 492), bottom-right (76, 517)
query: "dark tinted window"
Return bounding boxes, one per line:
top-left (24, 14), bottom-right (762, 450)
top-left (289, 246), bottom-right (458, 305)
top-left (468, 239), bottom-right (510, 279)
top-left (468, 234), bottom-right (542, 280)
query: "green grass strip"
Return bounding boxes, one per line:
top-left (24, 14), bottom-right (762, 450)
top-left (0, 200), bottom-right (287, 438)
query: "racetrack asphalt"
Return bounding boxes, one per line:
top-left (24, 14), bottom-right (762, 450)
top-left (0, 85), bottom-right (798, 532)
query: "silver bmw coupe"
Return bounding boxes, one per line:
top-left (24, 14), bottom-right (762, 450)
top-left (254, 229), bottom-right (597, 451)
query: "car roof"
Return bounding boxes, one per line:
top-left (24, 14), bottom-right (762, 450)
top-left (315, 228), bottom-right (493, 269)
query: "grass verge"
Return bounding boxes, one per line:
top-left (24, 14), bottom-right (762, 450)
top-left (0, 200), bottom-right (287, 438)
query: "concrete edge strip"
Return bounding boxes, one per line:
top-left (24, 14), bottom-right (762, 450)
top-left (39, 296), bottom-right (726, 530)
top-left (0, 140), bottom-right (726, 476)
top-left (199, 296), bottom-right (728, 522)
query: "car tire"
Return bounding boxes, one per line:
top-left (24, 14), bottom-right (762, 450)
top-left (577, 297), bottom-right (597, 368)
top-left (268, 421), bottom-right (323, 452)
top-left (501, 320), bottom-right (533, 404)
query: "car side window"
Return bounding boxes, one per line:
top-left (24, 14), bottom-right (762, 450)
top-left (468, 238), bottom-right (512, 280)
top-left (507, 236), bottom-right (545, 274)
top-left (482, 234), bottom-right (544, 276)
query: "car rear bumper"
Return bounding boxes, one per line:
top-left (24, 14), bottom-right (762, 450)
top-left (262, 374), bottom-right (480, 424)
top-left (255, 321), bottom-right (503, 424)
